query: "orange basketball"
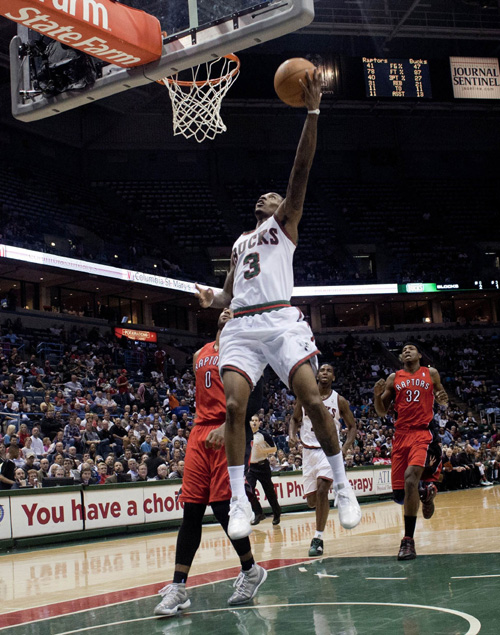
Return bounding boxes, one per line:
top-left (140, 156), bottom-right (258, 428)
top-left (274, 58), bottom-right (316, 107)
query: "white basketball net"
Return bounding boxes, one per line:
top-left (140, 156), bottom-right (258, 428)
top-left (161, 56), bottom-right (240, 143)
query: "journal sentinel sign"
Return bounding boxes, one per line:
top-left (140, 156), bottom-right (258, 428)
top-left (450, 57), bottom-right (500, 99)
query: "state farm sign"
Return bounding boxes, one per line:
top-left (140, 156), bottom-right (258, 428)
top-left (2, 0), bottom-right (162, 67)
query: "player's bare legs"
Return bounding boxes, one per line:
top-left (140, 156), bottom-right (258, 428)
top-left (398, 464), bottom-right (425, 561)
top-left (291, 364), bottom-right (340, 455)
top-left (223, 371), bottom-right (251, 466)
top-left (292, 364), bottom-right (361, 530)
top-left (404, 465), bottom-right (424, 517)
top-left (307, 478), bottom-right (331, 556)
top-left (309, 479), bottom-right (331, 531)
top-left (222, 371), bottom-right (254, 539)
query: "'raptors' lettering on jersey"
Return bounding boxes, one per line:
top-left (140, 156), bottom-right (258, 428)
top-left (301, 390), bottom-right (340, 449)
top-left (194, 342), bottom-right (225, 425)
top-left (195, 354), bottom-right (219, 369)
top-left (230, 215), bottom-right (296, 312)
top-left (394, 367), bottom-right (434, 431)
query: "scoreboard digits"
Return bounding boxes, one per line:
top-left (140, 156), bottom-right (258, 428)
top-left (363, 58), bottom-right (432, 98)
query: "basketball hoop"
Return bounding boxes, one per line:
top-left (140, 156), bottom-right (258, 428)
top-left (159, 54), bottom-right (240, 143)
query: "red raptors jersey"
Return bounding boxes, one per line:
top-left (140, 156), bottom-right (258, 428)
top-left (394, 366), bottom-right (434, 431)
top-left (194, 341), bottom-right (225, 425)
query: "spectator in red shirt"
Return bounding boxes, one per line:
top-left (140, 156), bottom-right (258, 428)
top-left (116, 370), bottom-right (130, 406)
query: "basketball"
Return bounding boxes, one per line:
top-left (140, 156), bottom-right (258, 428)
top-left (274, 58), bottom-right (316, 107)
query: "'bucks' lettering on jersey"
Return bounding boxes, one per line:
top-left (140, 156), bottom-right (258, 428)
top-left (230, 214), bottom-right (296, 311)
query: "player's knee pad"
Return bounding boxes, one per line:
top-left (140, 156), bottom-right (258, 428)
top-left (176, 503), bottom-right (206, 567)
top-left (182, 502), bottom-right (206, 525)
top-left (393, 489), bottom-right (405, 505)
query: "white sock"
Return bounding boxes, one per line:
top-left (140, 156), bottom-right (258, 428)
top-left (326, 453), bottom-right (350, 488)
top-left (314, 530), bottom-right (323, 539)
top-left (228, 465), bottom-right (246, 498)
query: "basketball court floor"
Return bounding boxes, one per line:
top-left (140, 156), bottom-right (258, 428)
top-left (1, 486), bottom-right (499, 634)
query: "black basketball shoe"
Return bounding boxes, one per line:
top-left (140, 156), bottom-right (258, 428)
top-left (397, 537), bottom-right (416, 560)
top-left (308, 537), bottom-right (324, 556)
top-left (419, 482), bottom-right (437, 520)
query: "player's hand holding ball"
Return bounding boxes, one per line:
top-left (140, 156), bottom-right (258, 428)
top-left (300, 67), bottom-right (322, 113)
top-left (274, 58), bottom-right (321, 110)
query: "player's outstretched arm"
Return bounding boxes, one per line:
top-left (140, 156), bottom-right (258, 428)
top-left (430, 368), bottom-right (449, 407)
top-left (373, 374), bottom-right (395, 417)
top-left (339, 396), bottom-right (357, 456)
top-left (289, 400), bottom-right (303, 445)
top-left (194, 258), bottom-right (235, 309)
top-left (276, 69), bottom-right (321, 243)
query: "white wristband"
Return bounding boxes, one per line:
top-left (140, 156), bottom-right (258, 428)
top-left (308, 109), bottom-right (320, 115)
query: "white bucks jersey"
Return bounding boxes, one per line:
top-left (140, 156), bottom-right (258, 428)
top-left (230, 214), bottom-right (296, 312)
top-left (301, 389), bottom-right (340, 448)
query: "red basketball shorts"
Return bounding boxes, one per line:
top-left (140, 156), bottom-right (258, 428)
top-left (391, 429), bottom-right (438, 490)
top-left (180, 423), bottom-right (231, 505)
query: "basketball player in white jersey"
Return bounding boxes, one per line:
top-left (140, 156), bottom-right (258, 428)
top-left (290, 364), bottom-right (357, 556)
top-left (195, 70), bottom-right (361, 540)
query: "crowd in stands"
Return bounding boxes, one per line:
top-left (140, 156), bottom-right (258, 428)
top-left (0, 318), bottom-right (499, 493)
top-left (2, 166), bottom-right (498, 289)
top-left (0, 165), bottom-right (192, 287)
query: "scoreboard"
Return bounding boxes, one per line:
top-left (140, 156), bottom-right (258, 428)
top-left (363, 58), bottom-right (432, 98)
top-left (398, 280), bottom-right (500, 293)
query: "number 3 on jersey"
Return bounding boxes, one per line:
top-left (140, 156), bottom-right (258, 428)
top-left (405, 389), bottom-right (420, 403)
top-left (243, 252), bottom-right (261, 280)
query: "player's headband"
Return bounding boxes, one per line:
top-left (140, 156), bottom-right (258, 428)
top-left (402, 342), bottom-right (421, 353)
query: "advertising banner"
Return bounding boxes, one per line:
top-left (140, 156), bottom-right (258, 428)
top-left (0, 498), bottom-right (12, 541)
top-left (114, 328), bottom-right (157, 343)
top-left (254, 468), bottom-right (392, 510)
top-left (1, 0), bottom-right (162, 67)
top-left (143, 483), bottom-right (185, 523)
top-left (83, 484), bottom-right (189, 528)
top-left (10, 491), bottom-right (84, 539)
top-left (450, 57), bottom-right (500, 99)
top-left (0, 244), bottom-right (216, 296)
top-left (2, 468), bottom-right (393, 541)
top-left (374, 467), bottom-right (392, 494)
top-left (83, 488), bottom-right (144, 529)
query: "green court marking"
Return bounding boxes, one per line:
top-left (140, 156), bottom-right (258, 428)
top-left (1, 554), bottom-right (499, 635)
top-left (54, 602), bottom-right (481, 635)
top-left (451, 574), bottom-right (500, 579)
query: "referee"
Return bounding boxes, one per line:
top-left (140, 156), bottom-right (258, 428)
top-left (247, 415), bottom-right (282, 526)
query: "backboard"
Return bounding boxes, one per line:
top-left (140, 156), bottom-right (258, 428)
top-left (9, 0), bottom-right (314, 121)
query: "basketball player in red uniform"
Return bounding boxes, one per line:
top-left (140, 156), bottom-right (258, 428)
top-left (374, 342), bottom-right (448, 560)
top-left (154, 308), bottom-right (266, 617)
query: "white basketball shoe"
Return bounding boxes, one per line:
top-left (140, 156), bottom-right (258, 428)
top-left (228, 495), bottom-right (254, 540)
top-left (334, 482), bottom-right (362, 529)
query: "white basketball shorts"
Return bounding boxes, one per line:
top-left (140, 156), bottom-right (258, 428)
top-left (303, 447), bottom-right (334, 497)
top-left (219, 306), bottom-right (318, 389)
